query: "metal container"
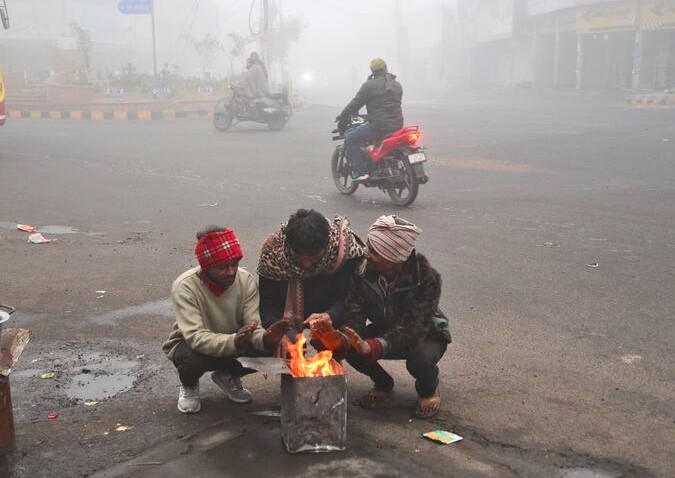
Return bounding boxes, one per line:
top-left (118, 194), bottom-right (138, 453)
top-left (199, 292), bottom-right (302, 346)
top-left (0, 305), bottom-right (13, 342)
top-left (280, 373), bottom-right (347, 453)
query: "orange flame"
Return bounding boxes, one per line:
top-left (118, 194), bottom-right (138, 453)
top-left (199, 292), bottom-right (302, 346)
top-left (283, 333), bottom-right (344, 377)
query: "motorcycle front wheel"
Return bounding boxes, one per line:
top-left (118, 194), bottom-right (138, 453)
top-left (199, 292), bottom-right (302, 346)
top-left (386, 156), bottom-right (419, 206)
top-left (267, 116), bottom-right (288, 131)
top-left (331, 147), bottom-right (358, 195)
top-left (213, 111), bottom-right (233, 131)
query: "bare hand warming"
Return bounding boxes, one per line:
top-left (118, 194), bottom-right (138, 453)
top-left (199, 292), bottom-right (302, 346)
top-left (344, 326), bottom-right (371, 354)
top-left (304, 315), bottom-right (345, 351)
top-left (234, 322), bottom-right (258, 351)
top-left (263, 319), bottom-right (291, 349)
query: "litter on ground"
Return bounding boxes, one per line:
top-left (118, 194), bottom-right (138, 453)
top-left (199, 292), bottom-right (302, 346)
top-left (28, 233), bottom-right (56, 244)
top-left (422, 430), bottom-right (463, 445)
top-left (17, 224), bottom-right (38, 233)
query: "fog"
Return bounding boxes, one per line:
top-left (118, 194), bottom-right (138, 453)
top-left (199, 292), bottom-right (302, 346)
top-left (0, 0), bottom-right (450, 101)
top-left (3, 1), bottom-right (675, 100)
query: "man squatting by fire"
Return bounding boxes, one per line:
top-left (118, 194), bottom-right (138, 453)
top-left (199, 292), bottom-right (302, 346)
top-left (307, 215), bottom-right (451, 418)
top-left (162, 227), bottom-right (290, 414)
top-left (257, 208), bottom-right (365, 334)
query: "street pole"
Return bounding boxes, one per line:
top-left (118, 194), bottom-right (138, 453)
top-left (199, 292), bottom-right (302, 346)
top-left (576, 34), bottom-right (585, 90)
top-left (151, 0), bottom-right (157, 77)
top-left (262, 0), bottom-right (270, 73)
top-left (631, 1), bottom-right (642, 90)
top-left (279, 0), bottom-right (287, 83)
top-left (553, 15), bottom-right (560, 88)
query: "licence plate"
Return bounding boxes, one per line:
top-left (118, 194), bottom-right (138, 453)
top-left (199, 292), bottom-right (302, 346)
top-left (408, 152), bottom-right (427, 164)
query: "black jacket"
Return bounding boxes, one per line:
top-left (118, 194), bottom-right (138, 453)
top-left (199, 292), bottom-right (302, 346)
top-left (259, 258), bottom-right (359, 328)
top-left (340, 71), bottom-right (403, 133)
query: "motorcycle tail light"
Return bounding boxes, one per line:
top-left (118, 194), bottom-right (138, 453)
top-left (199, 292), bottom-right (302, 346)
top-left (407, 131), bottom-right (421, 147)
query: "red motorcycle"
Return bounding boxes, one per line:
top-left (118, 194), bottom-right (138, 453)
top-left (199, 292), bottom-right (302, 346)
top-left (331, 116), bottom-right (428, 206)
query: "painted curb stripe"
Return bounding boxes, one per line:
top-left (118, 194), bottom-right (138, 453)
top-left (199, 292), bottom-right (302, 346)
top-left (6, 109), bottom-right (215, 120)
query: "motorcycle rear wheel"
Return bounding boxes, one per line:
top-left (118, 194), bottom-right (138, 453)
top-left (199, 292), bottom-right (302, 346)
top-left (386, 156), bottom-right (419, 206)
top-left (213, 111), bottom-right (233, 131)
top-left (331, 147), bottom-right (358, 195)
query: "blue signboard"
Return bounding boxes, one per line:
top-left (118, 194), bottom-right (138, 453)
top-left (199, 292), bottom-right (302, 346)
top-left (118, 0), bottom-right (152, 15)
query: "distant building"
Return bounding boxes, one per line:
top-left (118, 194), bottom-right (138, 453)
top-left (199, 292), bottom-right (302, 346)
top-left (449, 0), bottom-right (675, 90)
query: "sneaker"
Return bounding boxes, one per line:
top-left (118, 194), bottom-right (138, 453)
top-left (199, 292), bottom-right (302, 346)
top-left (352, 173), bottom-right (369, 182)
top-left (177, 384), bottom-right (201, 414)
top-left (211, 371), bottom-right (252, 403)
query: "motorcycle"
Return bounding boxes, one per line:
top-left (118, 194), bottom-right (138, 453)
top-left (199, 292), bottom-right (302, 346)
top-left (213, 84), bottom-right (292, 132)
top-left (331, 116), bottom-right (429, 206)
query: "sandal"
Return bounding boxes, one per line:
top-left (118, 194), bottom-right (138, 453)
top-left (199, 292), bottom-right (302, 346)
top-left (358, 387), bottom-right (392, 410)
top-left (414, 391), bottom-right (441, 418)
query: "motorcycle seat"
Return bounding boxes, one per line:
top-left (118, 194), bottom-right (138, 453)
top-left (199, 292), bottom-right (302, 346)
top-left (373, 125), bottom-right (418, 146)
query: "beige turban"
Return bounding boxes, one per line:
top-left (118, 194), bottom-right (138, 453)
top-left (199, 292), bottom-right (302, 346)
top-left (367, 215), bottom-right (422, 264)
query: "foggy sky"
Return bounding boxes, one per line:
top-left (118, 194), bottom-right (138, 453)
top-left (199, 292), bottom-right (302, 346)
top-left (1, 0), bottom-right (449, 91)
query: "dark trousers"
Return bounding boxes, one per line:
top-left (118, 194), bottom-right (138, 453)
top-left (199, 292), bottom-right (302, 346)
top-left (172, 341), bottom-right (257, 388)
top-left (345, 326), bottom-right (447, 398)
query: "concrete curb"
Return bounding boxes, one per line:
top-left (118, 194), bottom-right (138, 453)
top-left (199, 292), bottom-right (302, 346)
top-left (8, 108), bottom-right (211, 121)
top-left (625, 94), bottom-right (675, 108)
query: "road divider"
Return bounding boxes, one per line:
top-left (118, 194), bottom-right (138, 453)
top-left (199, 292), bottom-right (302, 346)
top-left (8, 108), bottom-right (211, 121)
top-left (625, 93), bottom-right (675, 108)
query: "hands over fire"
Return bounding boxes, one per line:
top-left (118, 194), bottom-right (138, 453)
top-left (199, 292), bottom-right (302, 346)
top-left (344, 326), bottom-right (371, 354)
top-left (234, 322), bottom-right (258, 350)
top-left (304, 314), bottom-right (346, 352)
top-left (262, 319), bottom-right (291, 349)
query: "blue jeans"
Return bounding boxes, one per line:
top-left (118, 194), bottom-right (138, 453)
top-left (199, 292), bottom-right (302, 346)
top-left (345, 123), bottom-right (380, 177)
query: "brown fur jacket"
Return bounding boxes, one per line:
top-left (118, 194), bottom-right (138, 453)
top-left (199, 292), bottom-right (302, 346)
top-left (342, 251), bottom-right (450, 359)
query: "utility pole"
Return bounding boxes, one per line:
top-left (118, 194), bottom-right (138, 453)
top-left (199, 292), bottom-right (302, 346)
top-left (151, 0), bottom-right (157, 76)
top-left (631, 0), bottom-right (642, 90)
top-left (278, 0), bottom-right (287, 83)
top-left (0, 0), bottom-right (10, 30)
top-left (261, 0), bottom-right (269, 66)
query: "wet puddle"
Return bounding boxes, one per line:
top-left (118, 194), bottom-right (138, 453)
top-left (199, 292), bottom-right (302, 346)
top-left (0, 221), bottom-right (80, 234)
top-left (92, 298), bottom-right (173, 325)
top-left (560, 468), bottom-right (619, 478)
top-left (65, 352), bottom-right (139, 400)
top-left (12, 368), bottom-right (43, 379)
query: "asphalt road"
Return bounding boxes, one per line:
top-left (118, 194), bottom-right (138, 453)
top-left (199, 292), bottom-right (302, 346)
top-left (1, 92), bottom-right (674, 478)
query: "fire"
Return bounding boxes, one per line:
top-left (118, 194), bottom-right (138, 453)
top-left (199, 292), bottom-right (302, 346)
top-left (283, 333), bottom-right (344, 377)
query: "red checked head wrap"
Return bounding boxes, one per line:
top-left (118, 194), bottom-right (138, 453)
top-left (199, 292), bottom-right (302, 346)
top-left (194, 229), bottom-right (244, 270)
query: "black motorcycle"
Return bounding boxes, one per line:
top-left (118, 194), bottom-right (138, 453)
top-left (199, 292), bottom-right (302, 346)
top-left (331, 115), bottom-right (429, 206)
top-left (213, 84), bottom-right (292, 131)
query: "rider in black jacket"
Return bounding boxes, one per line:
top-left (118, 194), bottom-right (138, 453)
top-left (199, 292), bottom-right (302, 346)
top-left (337, 58), bottom-right (403, 182)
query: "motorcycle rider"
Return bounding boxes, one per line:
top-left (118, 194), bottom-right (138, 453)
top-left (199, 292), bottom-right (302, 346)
top-left (240, 52), bottom-right (270, 114)
top-left (336, 58), bottom-right (403, 182)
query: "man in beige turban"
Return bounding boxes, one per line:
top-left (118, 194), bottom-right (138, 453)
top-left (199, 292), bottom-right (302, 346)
top-left (306, 215), bottom-right (451, 418)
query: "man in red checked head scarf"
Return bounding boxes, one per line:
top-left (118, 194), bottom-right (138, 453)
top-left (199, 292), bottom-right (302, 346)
top-left (163, 226), bottom-right (290, 414)
top-left (305, 215), bottom-right (451, 419)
